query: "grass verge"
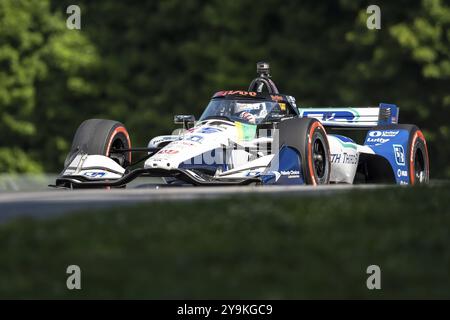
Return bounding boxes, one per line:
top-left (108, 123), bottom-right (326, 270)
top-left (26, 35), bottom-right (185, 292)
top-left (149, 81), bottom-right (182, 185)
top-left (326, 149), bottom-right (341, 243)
top-left (0, 184), bottom-right (449, 298)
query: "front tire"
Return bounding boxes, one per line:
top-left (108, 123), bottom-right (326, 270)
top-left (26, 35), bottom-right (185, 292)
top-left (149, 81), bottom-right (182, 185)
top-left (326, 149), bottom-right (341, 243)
top-left (64, 119), bottom-right (132, 169)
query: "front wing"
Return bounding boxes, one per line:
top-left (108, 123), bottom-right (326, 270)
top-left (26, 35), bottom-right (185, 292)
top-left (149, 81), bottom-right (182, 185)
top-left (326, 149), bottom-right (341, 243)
top-left (54, 167), bottom-right (261, 188)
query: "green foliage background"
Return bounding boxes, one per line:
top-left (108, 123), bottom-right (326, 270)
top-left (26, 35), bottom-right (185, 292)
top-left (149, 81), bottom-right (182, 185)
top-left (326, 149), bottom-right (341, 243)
top-left (0, 0), bottom-right (449, 176)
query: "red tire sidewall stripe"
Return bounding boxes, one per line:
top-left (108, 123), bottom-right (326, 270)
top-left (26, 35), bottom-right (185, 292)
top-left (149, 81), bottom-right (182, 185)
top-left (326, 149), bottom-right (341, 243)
top-left (106, 126), bottom-right (132, 163)
top-left (307, 121), bottom-right (325, 186)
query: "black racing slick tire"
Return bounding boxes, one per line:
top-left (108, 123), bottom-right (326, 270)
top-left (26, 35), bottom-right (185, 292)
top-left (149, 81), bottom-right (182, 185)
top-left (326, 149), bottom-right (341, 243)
top-left (372, 124), bottom-right (429, 185)
top-left (277, 118), bottom-right (330, 185)
top-left (64, 119), bottom-right (132, 169)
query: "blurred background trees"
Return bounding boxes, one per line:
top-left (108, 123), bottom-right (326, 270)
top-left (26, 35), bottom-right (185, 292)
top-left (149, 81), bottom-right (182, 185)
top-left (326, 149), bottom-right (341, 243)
top-left (0, 0), bottom-right (99, 172)
top-left (0, 0), bottom-right (449, 176)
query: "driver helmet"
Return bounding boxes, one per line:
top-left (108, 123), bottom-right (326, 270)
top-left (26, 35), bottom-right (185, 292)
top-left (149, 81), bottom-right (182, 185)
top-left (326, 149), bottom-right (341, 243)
top-left (233, 102), bottom-right (267, 124)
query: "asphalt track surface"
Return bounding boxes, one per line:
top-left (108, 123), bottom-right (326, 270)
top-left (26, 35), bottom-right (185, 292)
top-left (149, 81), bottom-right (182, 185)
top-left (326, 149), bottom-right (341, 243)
top-left (0, 182), bottom-right (387, 224)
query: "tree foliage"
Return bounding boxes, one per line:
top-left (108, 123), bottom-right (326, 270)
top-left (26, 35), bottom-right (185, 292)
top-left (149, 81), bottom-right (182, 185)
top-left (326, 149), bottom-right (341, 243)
top-left (0, 0), bottom-right (99, 172)
top-left (0, 0), bottom-right (449, 176)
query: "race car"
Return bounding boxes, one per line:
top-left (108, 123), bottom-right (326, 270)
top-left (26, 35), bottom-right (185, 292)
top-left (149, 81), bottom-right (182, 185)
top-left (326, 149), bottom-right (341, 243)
top-left (54, 62), bottom-right (429, 188)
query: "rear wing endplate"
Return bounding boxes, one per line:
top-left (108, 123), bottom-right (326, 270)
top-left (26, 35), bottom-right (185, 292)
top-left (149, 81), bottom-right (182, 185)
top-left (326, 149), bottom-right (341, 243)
top-left (298, 103), bottom-right (399, 128)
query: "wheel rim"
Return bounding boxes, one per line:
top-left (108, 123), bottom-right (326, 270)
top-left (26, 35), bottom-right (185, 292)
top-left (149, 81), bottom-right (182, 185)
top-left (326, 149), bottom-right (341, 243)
top-left (313, 138), bottom-right (326, 179)
top-left (414, 148), bottom-right (426, 184)
top-left (109, 137), bottom-right (127, 166)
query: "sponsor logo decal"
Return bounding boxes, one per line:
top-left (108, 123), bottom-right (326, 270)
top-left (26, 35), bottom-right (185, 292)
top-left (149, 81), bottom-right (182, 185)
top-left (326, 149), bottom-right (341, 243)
top-left (214, 90), bottom-right (257, 97)
top-left (151, 136), bottom-right (175, 146)
top-left (331, 153), bottom-right (358, 164)
top-left (196, 127), bottom-right (221, 134)
top-left (158, 149), bottom-right (179, 155)
top-left (397, 169), bottom-right (408, 178)
top-left (171, 141), bottom-right (195, 148)
top-left (185, 135), bottom-right (204, 143)
top-left (393, 144), bottom-right (405, 166)
top-left (186, 126), bottom-right (222, 134)
top-left (366, 137), bottom-right (390, 144)
top-left (84, 171), bottom-right (106, 178)
top-left (280, 170), bottom-right (300, 178)
top-left (300, 109), bottom-right (360, 123)
top-left (368, 130), bottom-right (399, 137)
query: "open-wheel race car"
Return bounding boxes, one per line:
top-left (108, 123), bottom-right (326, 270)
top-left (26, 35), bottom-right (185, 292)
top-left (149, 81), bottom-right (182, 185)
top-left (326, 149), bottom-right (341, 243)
top-left (54, 62), bottom-right (429, 188)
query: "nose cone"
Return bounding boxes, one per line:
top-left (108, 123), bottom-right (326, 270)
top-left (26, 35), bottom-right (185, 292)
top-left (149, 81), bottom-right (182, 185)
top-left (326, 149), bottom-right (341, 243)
top-left (145, 141), bottom-right (199, 170)
top-left (145, 156), bottom-right (179, 170)
top-left (145, 124), bottom-right (229, 170)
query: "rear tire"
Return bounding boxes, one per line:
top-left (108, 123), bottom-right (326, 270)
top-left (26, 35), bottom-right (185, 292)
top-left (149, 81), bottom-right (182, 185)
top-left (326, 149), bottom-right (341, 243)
top-left (372, 124), bottom-right (429, 185)
top-left (64, 119), bottom-right (132, 168)
top-left (277, 118), bottom-right (330, 185)
top-left (409, 128), bottom-right (429, 185)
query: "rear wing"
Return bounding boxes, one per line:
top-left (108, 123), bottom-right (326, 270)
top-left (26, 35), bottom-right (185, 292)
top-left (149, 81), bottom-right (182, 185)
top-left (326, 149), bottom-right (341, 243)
top-left (297, 103), bottom-right (399, 128)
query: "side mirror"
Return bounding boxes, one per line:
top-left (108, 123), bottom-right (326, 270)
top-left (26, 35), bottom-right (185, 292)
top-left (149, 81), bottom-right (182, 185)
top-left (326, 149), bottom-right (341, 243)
top-left (174, 115), bottom-right (196, 129)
